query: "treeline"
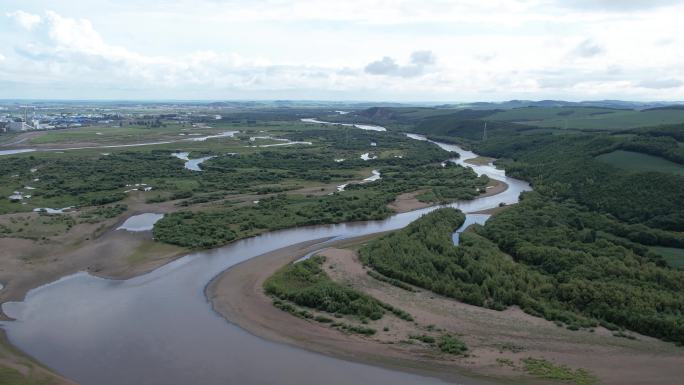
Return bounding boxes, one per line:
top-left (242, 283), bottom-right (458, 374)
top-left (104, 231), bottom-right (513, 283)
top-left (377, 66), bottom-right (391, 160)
top-left (0, 127), bottom-right (455, 213)
top-left (607, 133), bottom-right (684, 164)
top-left (0, 151), bottom-right (192, 211)
top-left (413, 116), bottom-right (531, 142)
top-left (154, 191), bottom-right (395, 248)
top-left (360, 206), bottom-right (684, 344)
top-left (349, 162), bottom-right (489, 203)
top-left (153, 128), bottom-right (488, 248)
top-left (154, 160), bottom-right (487, 248)
top-left (475, 134), bottom-right (684, 231)
top-left (264, 255), bottom-right (412, 322)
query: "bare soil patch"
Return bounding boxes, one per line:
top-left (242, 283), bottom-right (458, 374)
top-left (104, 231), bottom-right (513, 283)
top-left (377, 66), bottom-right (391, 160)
top-left (210, 241), bottom-right (684, 385)
top-left (464, 156), bottom-right (496, 166)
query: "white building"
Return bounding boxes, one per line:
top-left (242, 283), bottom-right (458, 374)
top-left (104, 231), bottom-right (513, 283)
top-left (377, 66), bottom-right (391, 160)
top-left (8, 121), bottom-right (34, 131)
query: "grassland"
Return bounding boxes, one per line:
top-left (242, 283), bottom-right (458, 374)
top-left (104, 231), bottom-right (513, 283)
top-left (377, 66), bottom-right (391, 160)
top-left (264, 255), bottom-right (411, 325)
top-left (521, 358), bottom-right (601, 385)
top-left (487, 107), bottom-right (684, 130)
top-left (650, 246), bottom-right (684, 269)
top-left (595, 150), bottom-right (684, 176)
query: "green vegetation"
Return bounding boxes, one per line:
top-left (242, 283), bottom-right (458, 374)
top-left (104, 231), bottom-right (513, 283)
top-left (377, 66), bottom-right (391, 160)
top-left (0, 214), bottom-right (76, 239)
top-left (154, 191), bottom-right (395, 248)
top-left (0, 367), bottom-right (58, 385)
top-left (409, 333), bottom-right (436, 344)
top-left (342, 105), bottom-right (684, 343)
top-left (2, 123), bottom-right (485, 248)
top-left (0, 150), bottom-right (192, 213)
top-left (153, 128), bottom-right (486, 248)
top-left (477, 134), bottom-right (684, 232)
top-left (488, 107), bottom-right (684, 130)
top-left (264, 255), bottom-right (412, 322)
top-left (367, 270), bottom-right (417, 292)
top-left (27, 124), bottom-right (186, 145)
top-left (522, 358), bottom-right (601, 385)
top-left (331, 322), bottom-right (377, 336)
top-left (650, 246), bottom-right (684, 269)
top-left (596, 150), bottom-right (684, 176)
top-left (79, 204), bottom-right (128, 223)
top-left (437, 334), bottom-right (468, 354)
top-left (361, 205), bottom-right (684, 344)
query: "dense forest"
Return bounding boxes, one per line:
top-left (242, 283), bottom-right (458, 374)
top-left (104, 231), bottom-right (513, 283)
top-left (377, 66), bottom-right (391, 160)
top-left (349, 108), bottom-right (684, 345)
top-left (0, 128), bottom-right (450, 213)
top-left (153, 128), bottom-right (488, 248)
top-left (264, 255), bottom-right (409, 322)
top-left (154, 158), bottom-right (487, 248)
top-left (361, 206), bottom-right (684, 344)
top-left (475, 133), bottom-right (684, 231)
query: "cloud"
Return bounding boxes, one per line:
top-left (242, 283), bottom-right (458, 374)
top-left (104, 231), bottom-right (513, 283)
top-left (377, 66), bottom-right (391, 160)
top-left (1, 4), bottom-right (684, 101)
top-left (364, 57), bottom-right (399, 75)
top-left (410, 50), bottom-right (436, 66)
top-left (6, 10), bottom-right (42, 30)
top-left (557, 0), bottom-right (679, 11)
top-left (364, 51), bottom-right (436, 77)
top-left (2, 10), bottom-right (373, 95)
top-left (637, 78), bottom-right (683, 89)
top-left (571, 39), bottom-right (604, 58)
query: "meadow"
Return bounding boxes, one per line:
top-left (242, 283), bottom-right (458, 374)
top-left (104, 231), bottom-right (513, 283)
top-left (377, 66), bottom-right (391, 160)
top-left (595, 150), bottom-right (684, 176)
top-left (487, 107), bottom-right (684, 130)
top-left (650, 246), bottom-right (684, 269)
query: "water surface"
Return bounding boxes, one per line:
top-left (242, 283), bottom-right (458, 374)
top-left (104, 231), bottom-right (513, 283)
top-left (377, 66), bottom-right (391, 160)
top-left (452, 214), bottom-right (491, 245)
top-left (116, 213), bottom-right (165, 232)
top-left (1, 134), bottom-right (530, 385)
top-left (301, 118), bottom-right (386, 132)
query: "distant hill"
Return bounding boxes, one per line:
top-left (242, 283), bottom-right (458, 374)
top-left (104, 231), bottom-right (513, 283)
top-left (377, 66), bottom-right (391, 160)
top-left (450, 100), bottom-right (684, 111)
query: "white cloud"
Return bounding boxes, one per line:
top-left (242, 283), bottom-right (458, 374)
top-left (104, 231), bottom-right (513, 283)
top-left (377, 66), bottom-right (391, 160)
top-left (556, 0), bottom-right (680, 12)
top-left (571, 39), bottom-right (604, 58)
top-left (364, 57), bottom-right (400, 76)
top-left (6, 10), bottom-right (42, 30)
top-left (410, 51), bottom-right (436, 66)
top-left (365, 51), bottom-right (437, 77)
top-left (637, 78), bottom-right (683, 89)
top-left (1, 2), bottom-right (684, 101)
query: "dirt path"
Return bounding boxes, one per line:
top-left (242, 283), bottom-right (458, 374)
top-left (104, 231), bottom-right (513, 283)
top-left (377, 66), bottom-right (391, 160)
top-left (209, 243), bottom-right (684, 385)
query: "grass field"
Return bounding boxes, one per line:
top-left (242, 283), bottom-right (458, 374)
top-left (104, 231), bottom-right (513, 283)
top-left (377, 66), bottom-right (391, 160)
top-left (27, 124), bottom-right (223, 145)
top-left (650, 246), bottom-right (684, 269)
top-left (595, 150), bottom-right (684, 176)
top-left (487, 107), bottom-right (684, 130)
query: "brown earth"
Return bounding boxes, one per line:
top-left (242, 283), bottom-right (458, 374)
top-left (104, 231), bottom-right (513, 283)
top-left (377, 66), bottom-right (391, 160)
top-left (464, 156), bottom-right (496, 166)
top-left (0, 194), bottom-right (192, 311)
top-left (209, 241), bottom-right (684, 385)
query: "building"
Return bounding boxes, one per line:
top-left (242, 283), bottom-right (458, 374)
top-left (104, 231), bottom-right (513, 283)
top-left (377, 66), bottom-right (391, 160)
top-left (8, 121), bottom-right (34, 131)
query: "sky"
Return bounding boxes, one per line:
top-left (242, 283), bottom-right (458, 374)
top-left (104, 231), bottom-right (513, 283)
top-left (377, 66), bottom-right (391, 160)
top-left (1, 0), bottom-right (683, 102)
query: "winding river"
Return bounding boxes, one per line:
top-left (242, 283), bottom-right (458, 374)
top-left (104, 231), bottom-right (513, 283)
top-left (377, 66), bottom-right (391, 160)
top-left (1, 122), bottom-right (531, 385)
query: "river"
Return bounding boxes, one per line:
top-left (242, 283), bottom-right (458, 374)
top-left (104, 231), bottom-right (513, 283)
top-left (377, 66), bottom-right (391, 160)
top-left (1, 123), bottom-right (531, 385)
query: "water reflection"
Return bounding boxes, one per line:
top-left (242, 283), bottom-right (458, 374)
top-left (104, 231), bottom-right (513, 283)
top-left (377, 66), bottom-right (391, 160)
top-left (1, 134), bottom-right (529, 385)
